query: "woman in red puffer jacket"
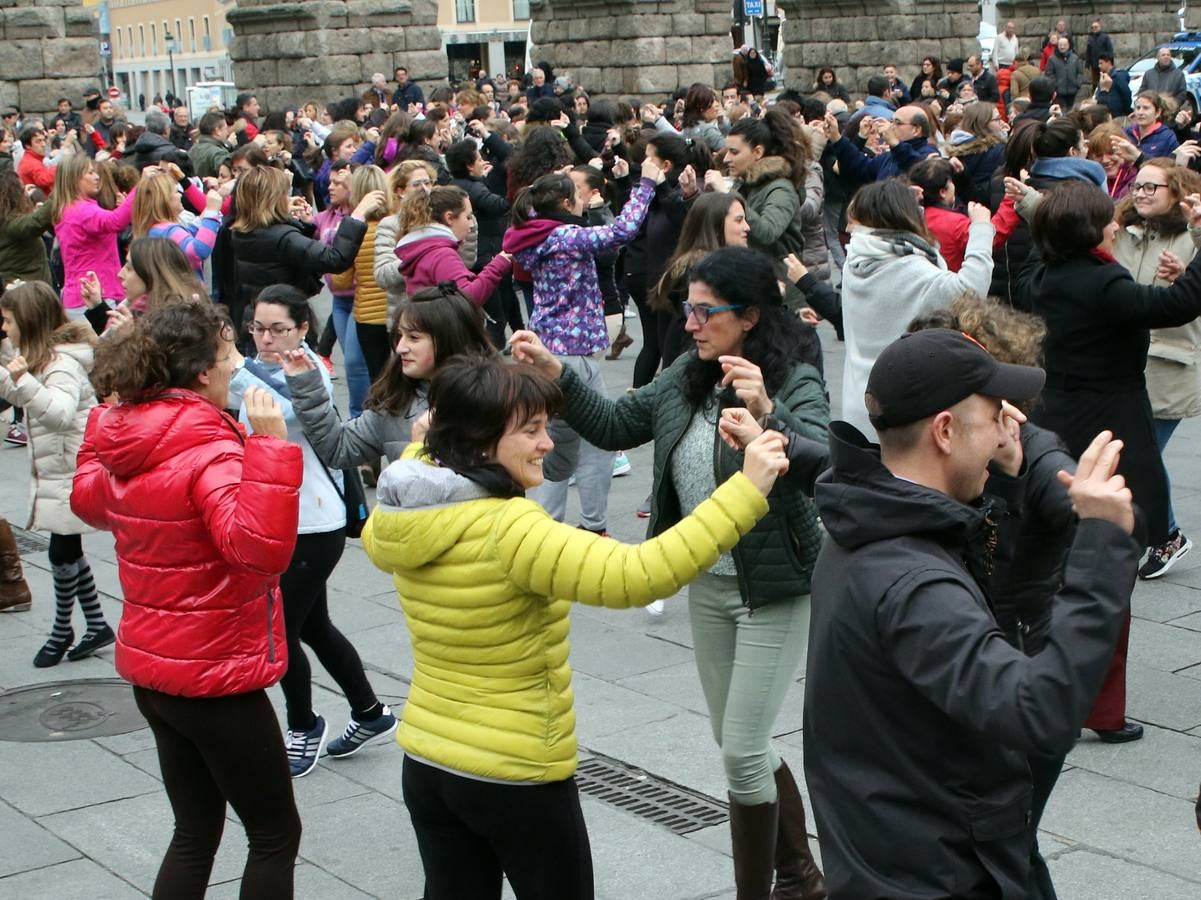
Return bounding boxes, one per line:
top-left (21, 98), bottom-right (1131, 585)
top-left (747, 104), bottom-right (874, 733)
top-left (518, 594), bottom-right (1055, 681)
top-left (71, 303), bottom-right (304, 900)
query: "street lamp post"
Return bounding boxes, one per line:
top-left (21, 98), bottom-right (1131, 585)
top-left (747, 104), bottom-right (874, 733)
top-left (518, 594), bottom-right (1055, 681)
top-left (164, 32), bottom-right (177, 101)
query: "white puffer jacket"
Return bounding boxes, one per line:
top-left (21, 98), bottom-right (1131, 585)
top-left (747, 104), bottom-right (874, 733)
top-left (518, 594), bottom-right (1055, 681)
top-left (0, 337), bottom-right (97, 534)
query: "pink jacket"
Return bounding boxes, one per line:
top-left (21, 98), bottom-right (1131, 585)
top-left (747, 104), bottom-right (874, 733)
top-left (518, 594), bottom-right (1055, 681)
top-left (395, 224), bottom-right (511, 305)
top-left (57, 191), bottom-right (136, 308)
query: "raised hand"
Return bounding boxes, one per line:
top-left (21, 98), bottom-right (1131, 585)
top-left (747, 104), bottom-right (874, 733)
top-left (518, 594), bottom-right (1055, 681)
top-left (741, 431), bottom-right (790, 496)
top-left (508, 330), bottom-right (562, 379)
top-left (993, 400), bottom-right (1026, 476)
top-left (719, 356), bottom-right (771, 419)
top-left (967, 201), bottom-right (992, 224)
top-left (1057, 430), bottom-right (1134, 534)
top-left (640, 157), bottom-right (666, 185)
top-left (677, 164), bottom-right (698, 197)
top-left (279, 348), bottom-right (317, 377)
top-left (79, 271), bottom-right (103, 309)
top-left (244, 387), bottom-right (288, 439)
top-left (4, 355), bottom-right (28, 382)
top-left (719, 407), bottom-right (765, 451)
top-left (1156, 249), bottom-right (1186, 282)
top-left (783, 252), bottom-right (808, 285)
top-left (1180, 192), bottom-right (1201, 227)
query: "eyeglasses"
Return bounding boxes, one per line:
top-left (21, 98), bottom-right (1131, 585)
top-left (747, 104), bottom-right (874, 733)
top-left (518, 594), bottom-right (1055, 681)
top-left (1131, 182), bottom-right (1169, 195)
top-left (682, 301), bottom-right (745, 324)
top-left (248, 323), bottom-right (296, 337)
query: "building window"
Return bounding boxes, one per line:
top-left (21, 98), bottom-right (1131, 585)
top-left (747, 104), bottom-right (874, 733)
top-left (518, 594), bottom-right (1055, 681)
top-left (513, 0), bottom-right (530, 19)
top-left (188, 18), bottom-right (196, 53)
top-left (203, 15), bottom-right (212, 52)
top-left (150, 23), bottom-right (156, 55)
top-left (115, 28), bottom-right (122, 56)
top-left (456, 0), bottom-right (475, 23)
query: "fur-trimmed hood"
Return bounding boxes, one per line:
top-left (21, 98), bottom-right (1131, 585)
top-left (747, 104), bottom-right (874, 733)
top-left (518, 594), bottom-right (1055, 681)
top-left (739, 154), bottom-right (800, 189)
top-left (944, 134), bottom-right (1004, 158)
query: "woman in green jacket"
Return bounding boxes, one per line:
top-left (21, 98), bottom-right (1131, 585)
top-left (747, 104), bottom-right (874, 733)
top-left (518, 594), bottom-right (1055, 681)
top-left (511, 246), bottom-right (829, 900)
top-left (0, 169), bottom-right (52, 286)
top-left (362, 354), bottom-right (787, 899)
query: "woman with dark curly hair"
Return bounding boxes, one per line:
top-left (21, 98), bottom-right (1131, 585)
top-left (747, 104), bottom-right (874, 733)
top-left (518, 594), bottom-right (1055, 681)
top-left (814, 67), bottom-right (850, 103)
top-left (511, 245), bottom-right (829, 900)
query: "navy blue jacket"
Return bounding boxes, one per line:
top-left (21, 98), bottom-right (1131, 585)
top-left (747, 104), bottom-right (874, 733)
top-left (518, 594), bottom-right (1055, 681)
top-left (831, 134), bottom-right (938, 184)
top-left (1095, 70), bottom-right (1132, 116)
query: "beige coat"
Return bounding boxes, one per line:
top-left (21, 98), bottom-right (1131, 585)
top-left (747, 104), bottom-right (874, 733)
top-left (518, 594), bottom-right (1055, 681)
top-left (1113, 221), bottom-right (1201, 418)
top-left (0, 339), bottom-right (97, 534)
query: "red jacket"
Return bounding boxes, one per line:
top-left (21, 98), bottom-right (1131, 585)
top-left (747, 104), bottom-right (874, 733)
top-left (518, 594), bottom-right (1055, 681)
top-left (71, 391), bottom-right (302, 698)
top-left (16, 149), bottom-right (55, 193)
top-left (925, 199), bottom-right (1020, 272)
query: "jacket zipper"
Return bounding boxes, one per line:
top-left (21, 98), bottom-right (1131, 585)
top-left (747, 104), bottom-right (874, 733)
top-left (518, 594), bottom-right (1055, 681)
top-left (266, 589), bottom-right (276, 663)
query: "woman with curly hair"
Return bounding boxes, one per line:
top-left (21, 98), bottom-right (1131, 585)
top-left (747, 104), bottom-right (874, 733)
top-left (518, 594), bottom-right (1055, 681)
top-left (511, 246), bottom-right (829, 900)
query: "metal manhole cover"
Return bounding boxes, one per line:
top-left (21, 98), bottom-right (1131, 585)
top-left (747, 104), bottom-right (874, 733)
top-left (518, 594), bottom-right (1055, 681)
top-left (10, 527), bottom-right (49, 555)
top-left (575, 752), bottom-right (729, 835)
top-left (0, 679), bottom-right (147, 742)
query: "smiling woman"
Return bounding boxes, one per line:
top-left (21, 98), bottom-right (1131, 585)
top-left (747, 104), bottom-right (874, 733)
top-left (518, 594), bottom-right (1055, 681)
top-left (360, 352), bottom-right (787, 898)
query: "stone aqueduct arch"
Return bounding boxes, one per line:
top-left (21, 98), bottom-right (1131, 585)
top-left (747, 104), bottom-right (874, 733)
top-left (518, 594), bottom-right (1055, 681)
top-left (0, 0), bottom-right (101, 119)
top-left (219, 0), bottom-right (1191, 108)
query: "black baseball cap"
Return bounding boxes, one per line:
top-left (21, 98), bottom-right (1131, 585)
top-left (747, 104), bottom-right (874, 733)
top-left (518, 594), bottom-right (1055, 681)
top-left (865, 329), bottom-right (1045, 430)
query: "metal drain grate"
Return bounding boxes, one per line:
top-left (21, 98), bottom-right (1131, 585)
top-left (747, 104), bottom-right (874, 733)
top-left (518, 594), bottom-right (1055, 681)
top-left (11, 527), bottom-right (49, 555)
top-left (575, 753), bottom-right (728, 835)
top-left (0, 679), bottom-right (147, 742)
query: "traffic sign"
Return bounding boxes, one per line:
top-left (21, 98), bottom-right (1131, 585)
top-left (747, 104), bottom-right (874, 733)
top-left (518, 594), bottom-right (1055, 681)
top-left (107, 87), bottom-right (120, 99)
top-left (744, 0), bottom-right (763, 15)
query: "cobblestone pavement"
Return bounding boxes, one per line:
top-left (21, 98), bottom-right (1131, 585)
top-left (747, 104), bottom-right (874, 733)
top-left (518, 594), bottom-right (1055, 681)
top-left (0, 302), bottom-right (1198, 899)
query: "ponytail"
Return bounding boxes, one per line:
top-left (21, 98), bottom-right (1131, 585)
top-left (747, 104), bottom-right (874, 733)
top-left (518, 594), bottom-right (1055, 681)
top-left (512, 172), bottom-right (573, 223)
top-left (398, 184), bottom-right (468, 235)
top-left (729, 107), bottom-right (808, 187)
top-left (1005, 118), bottom-right (1081, 175)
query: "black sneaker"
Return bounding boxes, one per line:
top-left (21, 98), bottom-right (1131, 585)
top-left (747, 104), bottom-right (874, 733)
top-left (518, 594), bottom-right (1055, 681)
top-left (286, 716), bottom-right (327, 778)
top-left (326, 706), bottom-right (398, 758)
top-left (1138, 529), bottom-right (1192, 580)
top-left (67, 625), bottom-right (115, 661)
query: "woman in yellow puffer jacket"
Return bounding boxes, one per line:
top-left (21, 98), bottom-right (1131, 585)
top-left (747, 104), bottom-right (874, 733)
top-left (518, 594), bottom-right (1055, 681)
top-left (361, 354), bottom-right (787, 900)
top-left (350, 165), bottom-right (391, 385)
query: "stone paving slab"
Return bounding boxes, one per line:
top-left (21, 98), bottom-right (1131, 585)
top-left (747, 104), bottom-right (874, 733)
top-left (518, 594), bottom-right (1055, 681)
top-left (1124, 664), bottom-right (1201, 731)
top-left (1066, 723), bottom-right (1201, 800)
top-left (0, 741), bottom-right (160, 817)
top-left (1047, 848), bottom-right (1201, 900)
top-left (0, 798), bottom-right (79, 878)
top-left (0, 857), bottom-right (145, 899)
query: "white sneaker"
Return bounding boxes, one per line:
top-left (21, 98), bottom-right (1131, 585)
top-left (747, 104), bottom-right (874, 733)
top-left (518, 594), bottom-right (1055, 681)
top-left (646, 599), bottom-right (665, 620)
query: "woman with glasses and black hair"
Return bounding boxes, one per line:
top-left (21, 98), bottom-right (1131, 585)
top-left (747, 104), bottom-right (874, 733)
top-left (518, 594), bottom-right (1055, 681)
top-left (511, 245), bottom-right (828, 900)
top-left (228, 284), bottom-right (396, 779)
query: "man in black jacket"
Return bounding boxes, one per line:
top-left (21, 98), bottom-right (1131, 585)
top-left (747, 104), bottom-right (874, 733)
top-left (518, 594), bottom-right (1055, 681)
top-left (803, 329), bottom-right (1141, 899)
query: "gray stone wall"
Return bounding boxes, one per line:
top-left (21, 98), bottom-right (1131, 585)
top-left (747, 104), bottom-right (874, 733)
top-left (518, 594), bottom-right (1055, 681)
top-left (529, 0), bottom-right (736, 99)
top-left (226, 0), bottom-right (446, 112)
top-left (778, 0), bottom-right (1190, 96)
top-left (0, 0), bottom-right (102, 119)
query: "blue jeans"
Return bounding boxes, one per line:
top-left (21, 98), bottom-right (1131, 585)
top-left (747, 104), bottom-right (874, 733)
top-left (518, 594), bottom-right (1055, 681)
top-left (330, 295), bottom-right (370, 418)
top-left (1155, 418), bottom-right (1181, 534)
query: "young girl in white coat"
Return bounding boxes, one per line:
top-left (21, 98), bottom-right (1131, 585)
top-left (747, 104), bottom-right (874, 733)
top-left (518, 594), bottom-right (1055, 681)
top-left (0, 281), bottom-right (113, 667)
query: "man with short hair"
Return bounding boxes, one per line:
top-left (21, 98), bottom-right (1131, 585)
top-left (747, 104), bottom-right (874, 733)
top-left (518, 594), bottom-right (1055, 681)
top-left (15, 126), bottom-right (54, 193)
top-left (233, 93), bottom-right (260, 142)
top-left (995, 21), bottom-right (1020, 69)
top-left (967, 54), bottom-right (1000, 102)
top-left (825, 104), bottom-right (939, 184)
top-left (1095, 54), bottom-right (1132, 116)
top-left (363, 72), bottom-right (390, 109)
top-left (87, 99), bottom-right (120, 157)
top-left (131, 108), bottom-right (191, 171)
top-left (188, 110), bottom-right (232, 177)
top-left (50, 98), bottom-right (81, 134)
top-left (525, 66), bottom-right (554, 103)
top-left (169, 105), bottom-right (193, 151)
top-left (1142, 46), bottom-right (1188, 107)
top-left (1086, 19), bottom-right (1115, 85)
top-left (721, 82), bottom-right (740, 108)
top-left (1044, 36), bottom-right (1084, 109)
top-left (1011, 52), bottom-right (1043, 99)
top-left (803, 328), bottom-right (1140, 900)
top-left (393, 66), bottom-right (425, 110)
top-left (1013, 75), bottom-right (1056, 123)
top-left (862, 74), bottom-right (897, 119)
top-left (883, 64), bottom-right (910, 104)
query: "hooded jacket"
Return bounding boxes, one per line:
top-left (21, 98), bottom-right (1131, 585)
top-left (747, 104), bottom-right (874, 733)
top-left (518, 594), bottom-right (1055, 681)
top-left (361, 452), bottom-right (768, 782)
top-left (130, 130), bottom-right (190, 172)
top-left (396, 223), bottom-right (511, 307)
top-left (804, 422), bottom-right (1140, 900)
top-left (71, 391), bottom-right (302, 698)
top-left (503, 176), bottom-right (655, 356)
top-left (0, 336), bottom-right (96, 534)
top-left (840, 224), bottom-right (994, 438)
top-left (737, 156), bottom-right (805, 268)
top-left (945, 134), bottom-right (1006, 205)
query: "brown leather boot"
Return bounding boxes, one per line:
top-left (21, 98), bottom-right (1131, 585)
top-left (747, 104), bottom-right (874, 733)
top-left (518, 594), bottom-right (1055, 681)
top-left (0, 518), bottom-right (31, 613)
top-left (729, 796), bottom-right (779, 900)
top-left (772, 762), bottom-right (827, 900)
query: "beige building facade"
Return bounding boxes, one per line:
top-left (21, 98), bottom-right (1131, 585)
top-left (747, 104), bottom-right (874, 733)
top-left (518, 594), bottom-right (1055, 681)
top-left (85, 0), bottom-right (234, 110)
top-left (438, 0), bottom-right (530, 83)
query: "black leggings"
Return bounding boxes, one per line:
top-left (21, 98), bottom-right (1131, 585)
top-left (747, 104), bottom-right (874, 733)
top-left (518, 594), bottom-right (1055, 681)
top-left (631, 282), bottom-right (660, 389)
top-left (355, 321), bottom-right (391, 386)
top-left (133, 687), bottom-right (301, 900)
top-left (402, 755), bottom-right (595, 900)
top-left (277, 528), bottom-right (378, 730)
